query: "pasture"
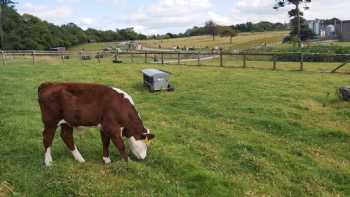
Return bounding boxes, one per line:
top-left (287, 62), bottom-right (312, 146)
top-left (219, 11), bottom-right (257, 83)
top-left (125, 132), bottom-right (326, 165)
top-left (0, 58), bottom-right (350, 196)
top-left (69, 31), bottom-right (288, 51)
top-left (140, 31), bottom-right (287, 50)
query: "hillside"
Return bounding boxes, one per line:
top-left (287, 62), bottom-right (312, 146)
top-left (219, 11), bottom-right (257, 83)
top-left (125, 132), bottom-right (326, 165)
top-left (141, 31), bottom-right (288, 50)
top-left (69, 31), bottom-right (288, 51)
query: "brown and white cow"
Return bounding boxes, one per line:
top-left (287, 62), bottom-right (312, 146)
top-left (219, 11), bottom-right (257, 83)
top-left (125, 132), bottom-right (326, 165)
top-left (38, 82), bottom-right (154, 166)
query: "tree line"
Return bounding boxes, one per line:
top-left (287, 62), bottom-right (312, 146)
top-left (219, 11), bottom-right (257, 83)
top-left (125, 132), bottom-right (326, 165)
top-left (150, 21), bottom-right (288, 41)
top-left (0, 2), bottom-right (147, 50)
top-left (0, 0), bottom-right (315, 50)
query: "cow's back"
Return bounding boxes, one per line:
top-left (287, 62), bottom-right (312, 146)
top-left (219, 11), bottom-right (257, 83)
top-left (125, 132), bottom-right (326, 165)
top-left (38, 82), bottom-right (115, 127)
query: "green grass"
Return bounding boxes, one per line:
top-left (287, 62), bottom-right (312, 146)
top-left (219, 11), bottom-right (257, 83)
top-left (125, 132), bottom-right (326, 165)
top-left (1, 57), bottom-right (350, 196)
top-left (68, 31), bottom-right (288, 52)
top-left (141, 31), bottom-right (288, 51)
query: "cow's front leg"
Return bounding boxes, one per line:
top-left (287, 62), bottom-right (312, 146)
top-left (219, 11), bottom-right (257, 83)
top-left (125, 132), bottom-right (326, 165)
top-left (43, 125), bottom-right (57, 166)
top-left (60, 124), bottom-right (85, 163)
top-left (100, 130), bottom-right (111, 164)
top-left (102, 124), bottom-right (128, 162)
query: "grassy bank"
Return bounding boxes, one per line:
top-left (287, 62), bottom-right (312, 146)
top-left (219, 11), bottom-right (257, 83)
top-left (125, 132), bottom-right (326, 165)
top-left (0, 58), bottom-right (350, 196)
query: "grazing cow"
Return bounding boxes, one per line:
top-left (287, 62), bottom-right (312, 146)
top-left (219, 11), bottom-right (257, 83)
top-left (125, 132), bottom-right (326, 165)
top-left (38, 82), bottom-right (155, 166)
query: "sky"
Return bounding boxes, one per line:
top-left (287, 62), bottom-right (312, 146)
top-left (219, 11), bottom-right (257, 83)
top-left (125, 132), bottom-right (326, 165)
top-left (15, 0), bottom-right (350, 35)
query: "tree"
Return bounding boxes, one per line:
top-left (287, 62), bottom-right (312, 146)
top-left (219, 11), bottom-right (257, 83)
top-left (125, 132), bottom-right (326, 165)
top-left (274, 0), bottom-right (312, 48)
top-left (219, 27), bottom-right (238, 44)
top-left (0, 0), bottom-right (16, 49)
top-left (205, 20), bottom-right (217, 41)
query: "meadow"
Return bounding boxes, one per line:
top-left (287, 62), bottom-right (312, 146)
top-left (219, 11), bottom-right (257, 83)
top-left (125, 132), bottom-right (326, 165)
top-left (140, 32), bottom-right (287, 51)
top-left (69, 31), bottom-right (288, 52)
top-left (0, 57), bottom-right (350, 196)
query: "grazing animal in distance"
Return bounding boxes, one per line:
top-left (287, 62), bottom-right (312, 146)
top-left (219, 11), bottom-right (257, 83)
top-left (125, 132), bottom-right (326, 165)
top-left (38, 82), bottom-right (155, 166)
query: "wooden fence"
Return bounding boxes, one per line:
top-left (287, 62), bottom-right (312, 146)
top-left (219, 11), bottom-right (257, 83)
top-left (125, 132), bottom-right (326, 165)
top-left (1, 50), bottom-right (350, 73)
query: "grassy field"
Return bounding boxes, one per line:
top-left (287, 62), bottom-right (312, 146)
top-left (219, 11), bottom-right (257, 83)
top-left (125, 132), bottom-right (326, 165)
top-left (141, 31), bottom-right (287, 51)
top-left (1, 57), bottom-right (350, 196)
top-left (68, 31), bottom-right (288, 52)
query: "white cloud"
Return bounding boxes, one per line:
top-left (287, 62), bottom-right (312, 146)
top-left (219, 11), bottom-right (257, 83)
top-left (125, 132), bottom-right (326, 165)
top-left (231, 0), bottom-right (290, 24)
top-left (16, 0), bottom-right (350, 35)
top-left (208, 12), bottom-right (232, 26)
top-left (79, 17), bottom-right (96, 29)
top-left (20, 3), bottom-right (73, 23)
top-left (96, 0), bottom-right (127, 6)
top-left (304, 0), bottom-right (350, 20)
top-left (119, 0), bottom-right (232, 34)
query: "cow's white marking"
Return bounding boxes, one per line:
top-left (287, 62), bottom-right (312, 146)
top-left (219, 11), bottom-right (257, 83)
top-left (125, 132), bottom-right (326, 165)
top-left (57, 119), bottom-right (67, 126)
top-left (71, 146), bottom-right (85, 163)
top-left (111, 87), bottom-right (135, 105)
top-left (120, 127), bottom-right (124, 137)
top-left (128, 136), bottom-right (147, 160)
top-left (58, 120), bottom-right (102, 131)
top-left (44, 147), bottom-right (53, 166)
top-left (103, 157), bottom-right (111, 164)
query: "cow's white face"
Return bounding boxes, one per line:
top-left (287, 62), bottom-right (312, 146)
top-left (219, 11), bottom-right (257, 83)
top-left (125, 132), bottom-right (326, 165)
top-left (128, 136), bottom-right (147, 159)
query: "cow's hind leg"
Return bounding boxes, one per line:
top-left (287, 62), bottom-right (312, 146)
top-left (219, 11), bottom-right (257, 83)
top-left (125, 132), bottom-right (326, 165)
top-left (60, 124), bottom-right (85, 163)
top-left (43, 126), bottom-right (57, 166)
top-left (100, 130), bottom-right (111, 164)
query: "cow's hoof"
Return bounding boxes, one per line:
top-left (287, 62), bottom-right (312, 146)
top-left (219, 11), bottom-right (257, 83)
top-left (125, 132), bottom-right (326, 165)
top-left (103, 157), bottom-right (111, 164)
top-left (77, 158), bottom-right (86, 163)
top-left (44, 156), bottom-right (53, 166)
top-left (44, 159), bottom-right (53, 166)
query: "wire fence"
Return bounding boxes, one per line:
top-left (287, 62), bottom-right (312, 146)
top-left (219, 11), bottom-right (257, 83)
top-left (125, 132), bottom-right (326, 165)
top-left (1, 50), bottom-right (350, 73)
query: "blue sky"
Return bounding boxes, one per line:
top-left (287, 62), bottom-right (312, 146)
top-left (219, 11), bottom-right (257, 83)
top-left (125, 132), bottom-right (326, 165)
top-left (16, 0), bottom-right (350, 35)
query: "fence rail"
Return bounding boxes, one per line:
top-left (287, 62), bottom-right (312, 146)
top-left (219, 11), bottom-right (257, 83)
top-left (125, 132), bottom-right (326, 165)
top-left (1, 50), bottom-right (350, 73)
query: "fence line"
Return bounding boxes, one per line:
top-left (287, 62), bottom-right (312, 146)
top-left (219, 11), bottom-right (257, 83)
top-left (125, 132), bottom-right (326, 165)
top-left (1, 50), bottom-right (350, 73)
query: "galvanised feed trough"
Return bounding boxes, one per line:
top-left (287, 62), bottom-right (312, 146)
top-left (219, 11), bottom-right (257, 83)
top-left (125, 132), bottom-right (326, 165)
top-left (142, 68), bottom-right (174, 92)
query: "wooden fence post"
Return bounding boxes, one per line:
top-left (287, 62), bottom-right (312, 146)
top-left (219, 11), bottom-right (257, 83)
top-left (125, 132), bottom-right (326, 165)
top-left (273, 55), bottom-right (277, 70)
top-left (113, 51), bottom-right (117, 62)
top-left (32, 50), bottom-right (35, 64)
top-left (161, 52), bottom-right (164, 64)
top-left (61, 52), bottom-right (65, 64)
top-left (300, 52), bottom-right (304, 71)
top-left (220, 49), bottom-right (223, 67)
top-left (243, 54), bottom-right (247, 68)
top-left (197, 52), bottom-right (200, 66)
top-left (97, 52), bottom-right (101, 63)
top-left (177, 52), bottom-right (180, 65)
top-left (80, 51), bottom-right (83, 64)
top-left (144, 52), bottom-right (147, 64)
top-left (1, 51), bottom-right (5, 65)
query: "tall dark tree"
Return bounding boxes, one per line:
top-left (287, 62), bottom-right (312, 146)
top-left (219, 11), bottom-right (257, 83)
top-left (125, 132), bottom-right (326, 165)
top-left (274, 0), bottom-right (312, 48)
top-left (0, 0), bottom-right (16, 49)
top-left (205, 20), bottom-right (217, 41)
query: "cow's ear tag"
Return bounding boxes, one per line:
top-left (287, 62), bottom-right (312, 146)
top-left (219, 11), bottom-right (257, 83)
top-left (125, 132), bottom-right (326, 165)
top-left (144, 137), bottom-right (150, 145)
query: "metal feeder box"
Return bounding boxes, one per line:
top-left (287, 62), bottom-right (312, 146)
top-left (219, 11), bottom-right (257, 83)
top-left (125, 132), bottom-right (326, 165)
top-left (142, 68), bottom-right (174, 92)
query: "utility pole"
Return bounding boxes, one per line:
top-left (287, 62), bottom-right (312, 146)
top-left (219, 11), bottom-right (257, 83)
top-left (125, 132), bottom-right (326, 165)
top-left (0, 3), bottom-right (4, 50)
top-left (296, 2), bottom-right (301, 49)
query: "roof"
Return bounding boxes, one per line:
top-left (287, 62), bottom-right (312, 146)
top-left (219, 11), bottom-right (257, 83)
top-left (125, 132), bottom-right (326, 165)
top-left (142, 68), bottom-right (170, 77)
